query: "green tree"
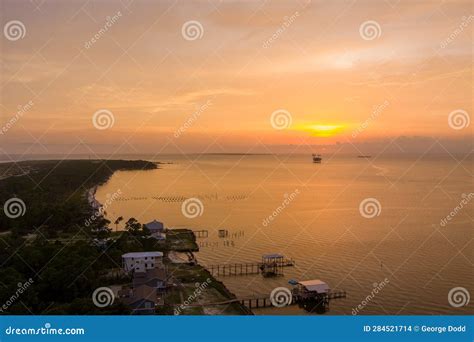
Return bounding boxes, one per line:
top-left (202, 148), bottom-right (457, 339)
top-left (124, 218), bottom-right (142, 235)
top-left (114, 216), bottom-right (123, 232)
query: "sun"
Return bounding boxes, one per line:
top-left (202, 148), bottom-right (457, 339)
top-left (294, 124), bottom-right (345, 137)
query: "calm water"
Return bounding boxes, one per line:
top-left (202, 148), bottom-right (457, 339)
top-left (96, 154), bottom-right (473, 315)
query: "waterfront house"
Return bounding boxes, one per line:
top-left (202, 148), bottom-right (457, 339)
top-left (144, 220), bottom-right (166, 240)
top-left (123, 284), bottom-right (157, 315)
top-left (122, 251), bottom-right (164, 273)
top-left (144, 220), bottom-right (164, 233)
top-left (133, 267), bottom-right (167, 290)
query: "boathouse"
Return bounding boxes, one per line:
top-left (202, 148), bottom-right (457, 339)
top-left (294, 280), bottom-right (329, 297)
top-left (292, 279), bottom-right (346, 313)
top-left (260, 253), bottom-right (285, 277)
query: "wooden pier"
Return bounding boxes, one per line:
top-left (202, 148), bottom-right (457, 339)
top-left (327, 290), bottom-right (346, 300)
top-left (239, 295), bottom-right (295, 309)
top-left (194, 230), bottom-right (208, 238)
top-left (241, 290), bottom-right (346, 309)
top-left (207, 258), bottom-right (295, 277)
top-left (185, 290), bottom-right (346, 310)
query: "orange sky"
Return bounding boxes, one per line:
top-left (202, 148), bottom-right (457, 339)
top-left (0, 0), bottom-right (472, 155)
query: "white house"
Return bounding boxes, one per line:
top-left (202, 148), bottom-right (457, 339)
top-left (122, 252), bottom-right (164, 273)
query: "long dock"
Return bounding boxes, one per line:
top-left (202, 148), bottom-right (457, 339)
top-left (182, 295), bottom-right (291, 308)
top-left (184, 290), bottom-right (346, 309)
top-left (240, 290), bottom-right (346, 309)
top-left (206, 258), bottom-right (295, 277)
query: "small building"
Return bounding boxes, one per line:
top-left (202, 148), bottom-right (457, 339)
top-left (144, 220), bottom-right (165, 233)
top-left (123, 284), bottom-right (157, 315)
top-left (144, 220), bottom-right (166, 241)
top-left (292, 279), bottom-right (332, 313)
top-left (133, 267), bottom-right (167, 290)
top-left (260, 253), bottom-right (285, 277)
top-left (295, 280), bottom-right (330, 296)
top-left (122, 252), bottom-right (164, 273)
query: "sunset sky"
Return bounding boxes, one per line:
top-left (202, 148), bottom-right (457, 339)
top-left (0, 0), bottom-right (472, 155)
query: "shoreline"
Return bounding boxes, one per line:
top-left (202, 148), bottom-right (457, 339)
top-left (89, 161), bottom-right (250, 315)
top-left (87, 186), bottom-right (101, 212)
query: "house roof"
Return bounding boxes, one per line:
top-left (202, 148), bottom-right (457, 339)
top-left (124, 285), bottom-right (157, 306)
top-left (134, 284), bottom-right (156, 299)
top-left (133, 267), bottom-right (166, 283)
top-left (144, 220), bottom-right (164, 231)
top-left (122, 251), bottom-right (163, 258)
top-left (298, 280), bottom-right (330, 293)
top-left (146, 267), bottom-right (166, 280)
